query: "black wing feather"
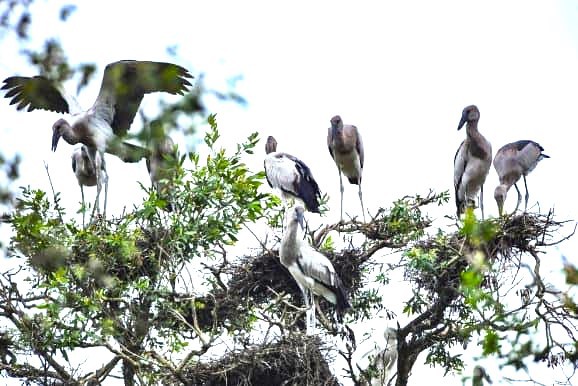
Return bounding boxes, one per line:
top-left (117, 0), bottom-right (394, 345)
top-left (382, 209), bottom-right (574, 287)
top-left (291, 157), bottom-right (321, 213)
top-left (96, 61), bottom-right (193, 136)
top-left (1, 76), bottom-right (69, 113)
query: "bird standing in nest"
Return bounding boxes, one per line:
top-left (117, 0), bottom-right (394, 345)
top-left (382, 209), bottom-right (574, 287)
top-left (454, 105), bottom-right (492, 219)
top-left (493, 140), bottom-right (549, 216)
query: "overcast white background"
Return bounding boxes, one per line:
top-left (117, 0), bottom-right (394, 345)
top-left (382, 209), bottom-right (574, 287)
top-left (1, 1), bottom-right (577, 384)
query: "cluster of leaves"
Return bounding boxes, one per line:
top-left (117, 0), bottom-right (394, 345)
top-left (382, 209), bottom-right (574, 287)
top-left (1, 119), bottom-right (280, 384)
top-left (396, 208), bottom-right (577, 385)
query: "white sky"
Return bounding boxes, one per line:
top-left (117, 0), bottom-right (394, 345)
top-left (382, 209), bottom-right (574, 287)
top-left (1, 0), bottom-right (578, 385)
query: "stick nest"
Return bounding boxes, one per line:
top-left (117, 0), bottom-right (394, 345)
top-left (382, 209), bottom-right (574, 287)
top-left (173, 335), bottom-right (341, 386)
top-left (191, 246), bottom-right (367, 331)
top-left (406, 211), bottom-right (569, 295)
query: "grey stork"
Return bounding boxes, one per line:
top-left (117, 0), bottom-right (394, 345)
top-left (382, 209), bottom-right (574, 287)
top-left (146, 135), bottom-right (178, 211)
top-left (454, 105), bottom-right (492, 219)
top-left (264, 136), bottom-right (322, 213)
top-left (2, 60), bottom-right (192, 216)
top-left (493, 140), bottom-right (549, 216)
top-left (328, 115), bottom-right (366, 222)
top-left (361, 327), bottom-right (398, 386)
top-left (71, 145), bottom-right (107, 226)
top-left (279, 205), bottom-right (350, 335)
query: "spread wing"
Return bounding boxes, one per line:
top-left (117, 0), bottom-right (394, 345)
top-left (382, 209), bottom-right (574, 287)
top-left (1, 75), bottom-right (82, 114)
top-left (92, 60), bottom-right (193, 137)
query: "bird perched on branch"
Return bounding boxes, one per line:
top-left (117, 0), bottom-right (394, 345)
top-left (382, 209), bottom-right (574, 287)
top-left (264, 136), bottom-right (322, 213)
top-left (454, 105), bottom-right (492, 219)
top-left (363, 327), bottom-right (398, 386)
top-left (146, 135), bottom-right (178, 211)
top-left (493, 140), bottom-right (549, 216)
top-left (280, 205), bottom-right (350, 335)
top-left (327, 115), bottom-right (366, 222)
top-left (2, 60), bottom-right (193, 217)
top-left (71, 145), bottom-right (107, 226)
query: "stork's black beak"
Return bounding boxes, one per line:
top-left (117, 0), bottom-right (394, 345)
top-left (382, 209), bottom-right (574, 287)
top-left (457, 110), bottom-right (468, 130)
top-left (51, 130), bottom-right (61, 152)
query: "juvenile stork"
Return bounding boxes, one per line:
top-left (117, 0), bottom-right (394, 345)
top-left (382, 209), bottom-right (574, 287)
top-left (146, 135), bottom-right (178, 211)
top-left (362, 328), bottom-right (398, 386)
top-left (280, 205), bottom-right (350, 335)
top-left (328, 115), bottom-right (365, 222)
top-left (454, 105), bottom-right (492, 219)
top-left (71, 145), bottom-right (107, 226)
top-left (264, 136), bottom-right (322, 213)
top-left (2, 60), bottom-right (192, 214)
top-left (493, 140), bottom-right (549, 216)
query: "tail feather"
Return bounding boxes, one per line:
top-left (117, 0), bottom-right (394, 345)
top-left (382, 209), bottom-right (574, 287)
top-left (347, 176), bottom-right (360, 185)
top-left (334, 278), bottom-right (351, 321)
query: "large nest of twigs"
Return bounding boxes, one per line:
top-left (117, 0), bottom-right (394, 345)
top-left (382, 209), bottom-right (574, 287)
top-left (407, 211), bottom-right (567, 296)
top-left (188, 246), bottom-right (367, 331)
top-left (174, 335), bottom-right (341, 386)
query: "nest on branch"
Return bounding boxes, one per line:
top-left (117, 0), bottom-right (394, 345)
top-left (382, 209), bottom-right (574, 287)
top-left (174, 334), bottom-right (341, 386)
top-left (407, 210), bottom-right (569, 296)
top-left (190, 246), bottom-right (367, 331)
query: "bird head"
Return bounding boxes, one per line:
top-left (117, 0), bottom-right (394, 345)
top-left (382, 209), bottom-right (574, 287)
top-left (384, 327), bottom-right (397, 346)
top-left (330, 115), bottom-right (343, 129)
top-left (457, 105), bottom-right (480, 130)
top-left (494, 185), bottom-right (507, 216)
top-left (265, 136), bottom-right (278, 154)
top-left (51, 118), bottom-right (68, 151)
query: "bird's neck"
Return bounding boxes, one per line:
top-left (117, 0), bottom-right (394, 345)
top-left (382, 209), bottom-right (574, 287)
top-left (331, 126), bottom-right (349, 151)
top-left (466, 120), bottom-right (490, 160)
top-left (465, 120), bottom-right (482, 139)
top-left (62, 123), bottom-right (80, 145)
top-left (280, 224), bottom-right (300, 263)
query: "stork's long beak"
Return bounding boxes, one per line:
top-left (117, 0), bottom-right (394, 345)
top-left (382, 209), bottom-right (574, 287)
top-left (51, 130), bottom-right (61, 152)
top-left (457, 110), bottom-right (468, 130)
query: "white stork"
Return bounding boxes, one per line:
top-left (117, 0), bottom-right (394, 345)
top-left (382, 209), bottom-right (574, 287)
top-left (2, 60), bottom-right (192, 216)
top-left (264, 136), bottom-right (322, 213)
top-left (454, 105), bottom-right (492, 219)
top-left (327, 115), bottom-right (366, 222)
top-left (71, 145), bottom-right (107, 226)
top-left (279, 205), bottom-right (350, 335)
top-left (493, 140), bottom-right (549, 216)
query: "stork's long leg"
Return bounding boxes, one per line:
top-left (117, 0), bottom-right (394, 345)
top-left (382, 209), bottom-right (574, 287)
top-left (100, 155), bottom-right (108, 220)
top-left (80, 185), bottom-right (86, 228)
top-left (479, 185), bottom-right (485, 220)
top-left (102, 164), bottom-right (109, 220)
top-left (513, 183), bottom-right (522, 213)
top-left (358, 182), bottom-right (366, 222)
top-left (91, 174), bottom-right (101, 221)
top-left (338, 168), bottom-right (344, 223)
top-left (309, 289), bottom-right (316, 335)
top-left (522, 175), bottom-right (529, 212)
top-left (300, 287), bottom-right (313, 335)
